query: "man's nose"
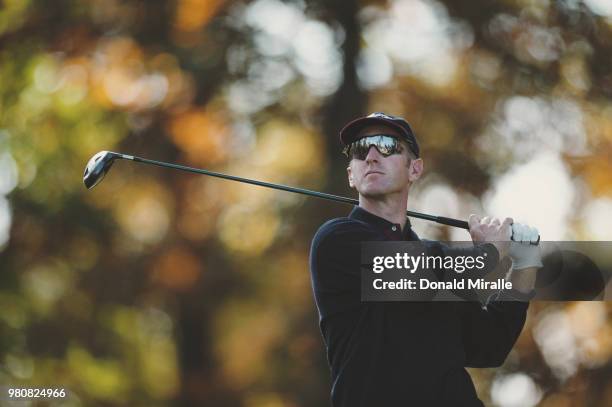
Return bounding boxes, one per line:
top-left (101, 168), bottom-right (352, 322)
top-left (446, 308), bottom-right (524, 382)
top-left (365, 145), bottom-right (382, 163)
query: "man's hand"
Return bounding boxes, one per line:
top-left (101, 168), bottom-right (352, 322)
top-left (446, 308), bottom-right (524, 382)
top-left (468, 214), bottom-right (513, 259)
top-left (509, 223), bottom-right (543, 270)
top-left (507, 223), bottom-right (543, 293)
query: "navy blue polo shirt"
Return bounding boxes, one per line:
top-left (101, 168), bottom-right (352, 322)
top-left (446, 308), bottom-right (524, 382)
top-left (309, 206), bottom-right (529, 407)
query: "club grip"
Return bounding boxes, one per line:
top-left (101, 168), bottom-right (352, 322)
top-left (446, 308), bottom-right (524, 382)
top-left (436, 217), bottom-right (469, 230)
top-left (437, 217), bottom-right (541, 245)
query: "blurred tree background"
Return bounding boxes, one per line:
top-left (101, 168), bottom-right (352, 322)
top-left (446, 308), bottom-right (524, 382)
top-left (1, 0), bottom-right (611, 406)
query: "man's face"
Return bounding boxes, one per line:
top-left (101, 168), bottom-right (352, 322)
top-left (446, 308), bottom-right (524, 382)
top-left (346, 124), bottom-right (423, 199)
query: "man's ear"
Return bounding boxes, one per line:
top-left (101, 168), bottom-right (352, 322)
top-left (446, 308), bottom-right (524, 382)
top-left (408, 158), bottom-right (423, 182)
top-left (347, 165), bottom-right (355, 188)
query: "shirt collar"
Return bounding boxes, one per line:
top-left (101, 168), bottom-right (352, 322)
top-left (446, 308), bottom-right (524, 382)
top-left (349, 206), bottom-right (416, 240)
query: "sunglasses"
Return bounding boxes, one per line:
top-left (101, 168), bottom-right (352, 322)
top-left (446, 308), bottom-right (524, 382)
top-left (343, 135), bottom-right (406, 160)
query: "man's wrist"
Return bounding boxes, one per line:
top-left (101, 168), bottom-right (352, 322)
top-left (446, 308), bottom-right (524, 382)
top-left (479, 242), bottom-right (501, 264)
top-left (510, 267), bottom-right (538, 293)
top-left (491, 241), bottom-right (510, 260)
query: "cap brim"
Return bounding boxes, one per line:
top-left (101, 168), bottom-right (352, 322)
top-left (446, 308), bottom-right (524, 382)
top-left (339, 117), bottom-right (410, 146)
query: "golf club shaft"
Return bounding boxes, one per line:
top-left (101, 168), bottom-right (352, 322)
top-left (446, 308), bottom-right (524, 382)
top-left (118, 154), bottom-right (470, 230)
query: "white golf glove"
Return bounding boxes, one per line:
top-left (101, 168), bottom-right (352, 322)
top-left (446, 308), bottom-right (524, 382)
top-left (509, 223), bottom-right (543, 270)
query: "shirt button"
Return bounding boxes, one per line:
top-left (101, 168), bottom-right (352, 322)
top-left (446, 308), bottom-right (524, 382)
top-left (391, 226), bottom-right (397, 231)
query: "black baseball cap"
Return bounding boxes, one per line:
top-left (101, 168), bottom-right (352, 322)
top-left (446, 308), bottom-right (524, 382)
top-left (339, 112), bottom-right (420, 158)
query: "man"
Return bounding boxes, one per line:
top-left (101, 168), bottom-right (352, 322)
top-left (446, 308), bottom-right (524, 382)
top-left (309, 112), bottom-right (541, 406)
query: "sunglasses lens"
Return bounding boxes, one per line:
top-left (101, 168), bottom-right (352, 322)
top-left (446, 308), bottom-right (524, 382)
top-left (377, 136), bottom-right (396, 155)
top-left (348, 135), bottom-right (401, 160)
top-left (350, 143), bottom-right (367, 160)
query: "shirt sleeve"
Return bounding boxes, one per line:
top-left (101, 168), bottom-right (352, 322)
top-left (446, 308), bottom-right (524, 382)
top-left (309, 220), bottom-right (382, 319)
top-left (429, 241), bottom-right (530, 367)
top-left (458, 300), bottom-right (529, 368)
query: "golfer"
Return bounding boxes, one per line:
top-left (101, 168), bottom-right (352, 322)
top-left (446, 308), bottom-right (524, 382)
top-left (309, 112), bottom-right (542, 406)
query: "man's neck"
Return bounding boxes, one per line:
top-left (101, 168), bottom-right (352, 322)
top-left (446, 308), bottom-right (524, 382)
top-left (359, 192), bottom-right (409, 230)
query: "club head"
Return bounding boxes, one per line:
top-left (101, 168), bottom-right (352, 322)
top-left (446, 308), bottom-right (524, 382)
top-left (83, 151), bottom-right (120, 189)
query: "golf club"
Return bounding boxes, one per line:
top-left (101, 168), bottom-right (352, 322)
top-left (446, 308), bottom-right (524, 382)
top-left (83, 151), bottom-right (539, 243)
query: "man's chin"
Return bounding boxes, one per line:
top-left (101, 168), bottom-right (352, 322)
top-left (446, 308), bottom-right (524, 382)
top-left (359, 189), bottom-right (387, 200)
